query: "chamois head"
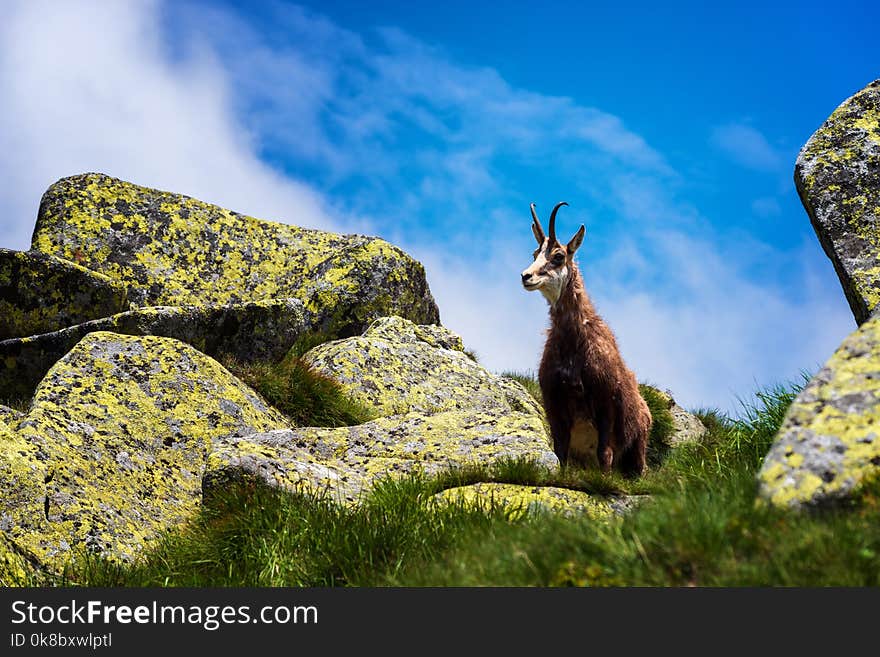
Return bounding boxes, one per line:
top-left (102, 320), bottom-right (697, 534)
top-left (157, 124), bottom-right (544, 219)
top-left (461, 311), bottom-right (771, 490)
top-left (521, 202), bottom-right (586, 305)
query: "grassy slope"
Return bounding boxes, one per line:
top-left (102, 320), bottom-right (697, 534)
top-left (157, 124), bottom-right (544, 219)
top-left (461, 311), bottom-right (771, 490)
top-left (63, 376), bottom-right (880, 587)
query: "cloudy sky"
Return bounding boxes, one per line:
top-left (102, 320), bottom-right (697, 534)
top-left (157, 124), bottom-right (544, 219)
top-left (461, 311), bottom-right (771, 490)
top-left (1, 0), bottom-right (877, 414)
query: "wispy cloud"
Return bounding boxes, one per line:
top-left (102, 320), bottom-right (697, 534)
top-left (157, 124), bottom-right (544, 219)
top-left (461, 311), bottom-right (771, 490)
top-left (0, 0), bottom-right (853, 414)
top-left (0, 0), bottom-right (338, 250)
top-left (711, 122), bottom-right (785, 172)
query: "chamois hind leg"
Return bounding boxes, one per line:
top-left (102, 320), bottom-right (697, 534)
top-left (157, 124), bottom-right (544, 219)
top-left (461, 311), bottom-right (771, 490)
top-left (595, 413), bottom-right (614, 474)
top-left (618, 405), bottom-right (649, 478)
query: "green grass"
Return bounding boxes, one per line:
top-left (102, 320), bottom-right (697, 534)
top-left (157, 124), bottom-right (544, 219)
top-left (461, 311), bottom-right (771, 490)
top-left (0, 396), bottom-right (30, 415)
top-left (55, 376), bottom-right (880, 587)
top-left (220, 351), bottom-right (377, 428)
top-left (501, 370), bottom-right (543, 405)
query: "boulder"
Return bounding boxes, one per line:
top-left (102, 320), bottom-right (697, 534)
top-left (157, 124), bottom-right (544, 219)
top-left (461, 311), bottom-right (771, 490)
top-left (0, 298), bottom-right (309, 401)
top-left (758, 315), bottom-right (880, 508)
top-left (205, 429), bottom-right (367, 505)
top-left (669, 402), bottom-right (708, 446)
top-left (431, 482), bottom-right (625, 520)
top-left (0, 248), bottom-right (128, 340)
top-left (303, 316), bottom-right (543, 417)
top-left (32, 173), bottom-right (439, 337)
top-left (4, 331), bottom-right (288, 568)
top-left (210, 410), bottom-right (556, 502)
top-left (795, 79), bottom-right (880, 324)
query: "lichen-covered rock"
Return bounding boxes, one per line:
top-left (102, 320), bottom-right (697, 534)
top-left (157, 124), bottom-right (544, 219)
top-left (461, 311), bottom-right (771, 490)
top-left (205, 429), bottom-right (368, 505)
top-left (758, 315), bottom-right (880, 508)
top-left (288, 409), bottom-right (555, 480)
top-left (669, 403), bottom-right (708, 446)
top-left (0, 248), bottom-right (128, 340)
top-left (0, 298), bottom-right (309, 401)
top-left (6, 331), bottom-right (288, 568)
top-left (795, 79), bottom-right (880, 324)
top-left (0, 416), bottom-right (47, 573)
top-left (209, 410), bottom-right (557, 502)
top-left (431, 483), bottom-right (622, 521)
top-left (0, 405), bottom-right (23, 428)
top-left (303, 316), bottom-right (543, 417)
top-left (32, 173), bottom-right (439, 337)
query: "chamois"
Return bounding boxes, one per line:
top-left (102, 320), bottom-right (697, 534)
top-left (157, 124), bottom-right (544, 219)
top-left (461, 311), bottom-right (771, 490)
top-left (521, 202), bottom-right (651, 476)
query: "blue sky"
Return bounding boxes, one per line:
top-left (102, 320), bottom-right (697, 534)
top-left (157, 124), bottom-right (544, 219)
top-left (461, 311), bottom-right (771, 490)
top-left (1, 0), bottom-right (877, 413)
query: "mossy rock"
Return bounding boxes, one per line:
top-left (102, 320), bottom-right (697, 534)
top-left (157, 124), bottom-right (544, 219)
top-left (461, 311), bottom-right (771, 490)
top-left (205, 429), bottom-right (368, 505)
top-left (209, 409), bottom-right (557, 503)
top-left (32, 173), bottom-right (439, 337)
top-left (431, 483), bottom-right (622, 521)
top-left (303, 316), bottom-right (543, 417)
top-left (795, 79), bottom-right (880, 324)
top-left (0, 248), bottom-right (128, 340)
top-left (0, 298), bottom-right (309, 401)
top-left (286, 409), bottom-right (555, 482)
top-left (758, 315), bottom-right (880, 508)
top-left (4, 332), bottom-right (288, 570)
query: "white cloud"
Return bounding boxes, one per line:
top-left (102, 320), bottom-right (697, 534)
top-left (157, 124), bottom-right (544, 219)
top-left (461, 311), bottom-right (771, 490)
top-left (711, 122), bottom-right (784, 172)
top-left (0, 0), bottom-right (336, 251)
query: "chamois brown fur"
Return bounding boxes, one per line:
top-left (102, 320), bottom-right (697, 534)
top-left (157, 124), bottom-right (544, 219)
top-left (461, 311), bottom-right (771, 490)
top-left (523, 203), bottom-right (651, 476)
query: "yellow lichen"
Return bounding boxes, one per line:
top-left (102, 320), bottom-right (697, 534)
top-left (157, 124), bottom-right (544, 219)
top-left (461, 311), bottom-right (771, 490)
top-left (431, 483), bottom-right (615, 521)
top-left (8, 331), bottom-right (289, 569)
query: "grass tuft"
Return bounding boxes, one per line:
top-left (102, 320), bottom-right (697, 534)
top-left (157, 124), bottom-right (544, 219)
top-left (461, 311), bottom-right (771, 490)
top-left (220, 352), bottom-right (376, 428)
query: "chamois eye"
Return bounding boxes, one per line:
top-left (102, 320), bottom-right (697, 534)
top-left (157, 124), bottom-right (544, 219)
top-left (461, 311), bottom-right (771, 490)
top-left (553, 252), bottom-right (565, 264)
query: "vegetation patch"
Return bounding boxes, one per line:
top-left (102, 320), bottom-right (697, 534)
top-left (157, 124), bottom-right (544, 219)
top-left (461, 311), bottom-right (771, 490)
top-left (221, 351), bottom-right (377, 428)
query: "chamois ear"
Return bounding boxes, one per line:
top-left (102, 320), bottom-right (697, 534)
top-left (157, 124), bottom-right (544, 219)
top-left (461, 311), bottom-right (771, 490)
top-left (567, 225), bottom-right (586, 254)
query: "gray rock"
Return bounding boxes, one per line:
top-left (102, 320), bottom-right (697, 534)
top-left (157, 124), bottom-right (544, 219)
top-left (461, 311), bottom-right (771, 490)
top-left (3, 331), bottom-right (288, 569)
top-left (0, 248), bottom-right (128, 340)
top-left (33, 172), bottom-right (440, 338)
top-left (758, 314), bottom-right (880, 508)
top-left (794, 79), bottom-right (880, 324)
top-left (0, 298), bottom-right (309, 401)
top-left (303, 316), bottom-right (543, 418)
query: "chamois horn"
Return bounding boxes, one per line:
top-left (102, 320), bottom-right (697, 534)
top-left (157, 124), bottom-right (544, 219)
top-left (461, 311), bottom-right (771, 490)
top-left (530, 203), bottom-right (545, 242)
top-left (548, 201), bottom-right (568, 244)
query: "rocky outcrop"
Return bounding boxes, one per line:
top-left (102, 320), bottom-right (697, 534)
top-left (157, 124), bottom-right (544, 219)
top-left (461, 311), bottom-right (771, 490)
top-left (0, 248), bottom-right (128, 340)
top-left (210, 317), bottom-right (557, 500)
top-left (0, 298), bottom-right (309, 400)
top-left (795, 79), bottom-right (880, 325)
top-left (431, 483), bottom-right (632, 520)
top-left (5, 332), bottom-right (288, 567)
top-left (32, 173), bottom-right (439, 337)
top-left (760, 79), bottom-right (880, 509)
top-left (303, 316), bottom-right (543, 417)
top-left (759, 315), bottom-right (880, 508)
